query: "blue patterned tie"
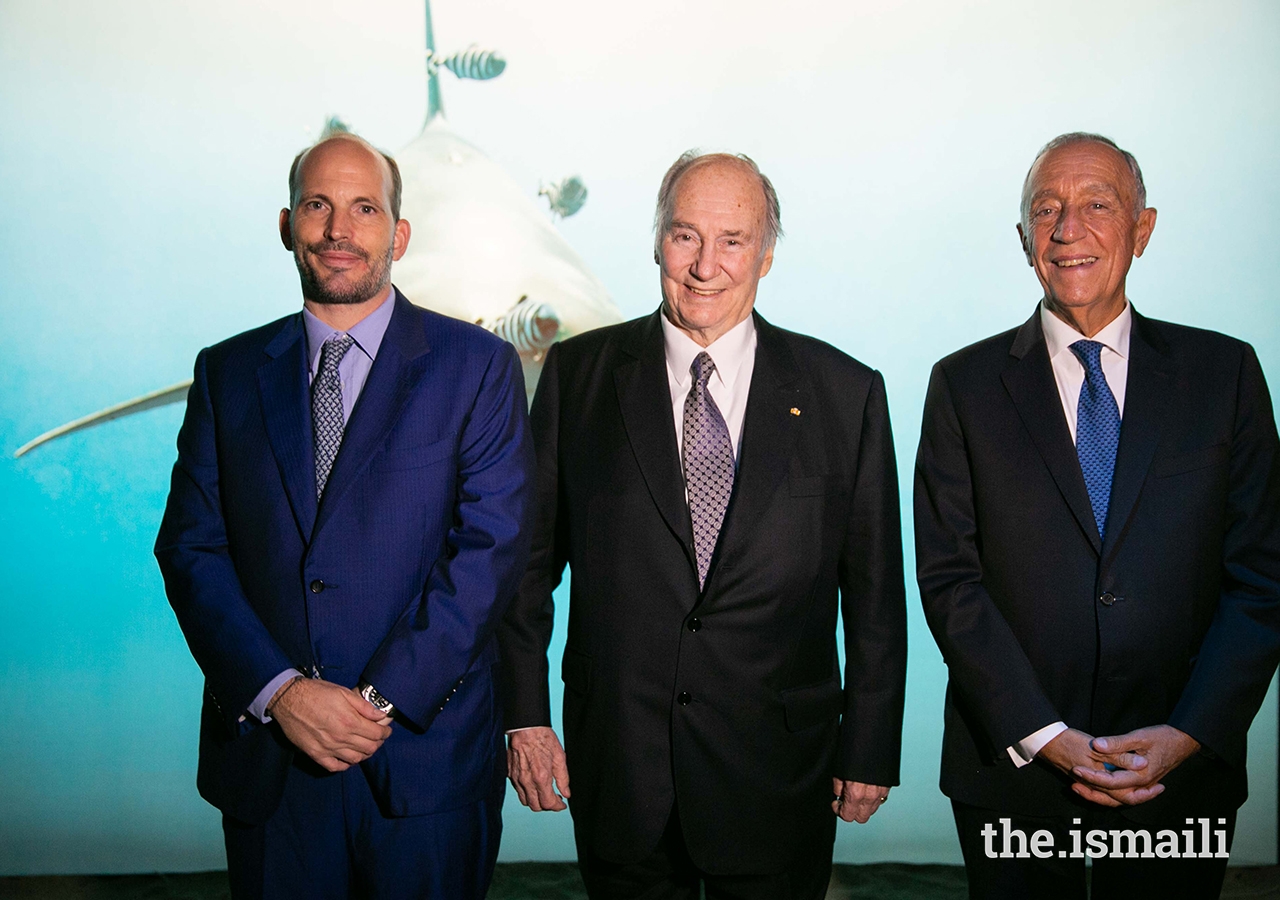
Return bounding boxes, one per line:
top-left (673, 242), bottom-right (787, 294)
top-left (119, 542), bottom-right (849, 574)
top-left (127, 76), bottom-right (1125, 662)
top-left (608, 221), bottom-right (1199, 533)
top-left (312, 334), bottom-right (355, 499)
top-left (682, 352), bottom-right (735, 589)
top-left (1070, 340), bottom-right (1121, 541)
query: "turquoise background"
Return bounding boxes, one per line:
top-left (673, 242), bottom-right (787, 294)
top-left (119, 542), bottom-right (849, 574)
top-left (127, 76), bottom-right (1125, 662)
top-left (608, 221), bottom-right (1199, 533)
top-left (1, 0), bottom-right (1277, 874)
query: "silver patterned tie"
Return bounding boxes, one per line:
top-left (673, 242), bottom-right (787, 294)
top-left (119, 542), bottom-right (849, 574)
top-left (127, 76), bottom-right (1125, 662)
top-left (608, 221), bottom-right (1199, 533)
top-left (312, 334), bottom-right (355, 500)
top-left (682, 351), bottom-right (735, 589)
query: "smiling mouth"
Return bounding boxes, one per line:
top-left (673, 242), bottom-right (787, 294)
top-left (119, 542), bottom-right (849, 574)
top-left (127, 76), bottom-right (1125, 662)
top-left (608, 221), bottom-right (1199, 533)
top-left (686, 287), bottom-right (722, 296)
top-left (1054, 257), bottom-right (1098, 268)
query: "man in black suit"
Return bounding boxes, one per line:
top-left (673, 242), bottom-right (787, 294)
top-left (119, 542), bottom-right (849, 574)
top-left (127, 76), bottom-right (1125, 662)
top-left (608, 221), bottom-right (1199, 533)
top-left (915, 132), bottom-right (1280, 898)
top-left (498, 151), bottom-right (908, 899)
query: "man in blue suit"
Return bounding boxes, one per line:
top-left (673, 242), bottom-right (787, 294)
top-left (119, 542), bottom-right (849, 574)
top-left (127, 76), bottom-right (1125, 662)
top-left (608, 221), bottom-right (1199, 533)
top-left (155, 132), bottom-right (535, 898)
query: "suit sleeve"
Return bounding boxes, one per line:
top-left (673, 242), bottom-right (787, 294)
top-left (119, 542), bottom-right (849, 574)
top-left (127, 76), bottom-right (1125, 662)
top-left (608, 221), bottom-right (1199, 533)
top-left (1168, 344), bottom-right (1280, 766)
top-left (835, 370), bottom-right (908, 785)
top-left (914, 361), bottom-right (1063, 752)
top-left (360, 341), bottom-right (536, 728)
top-left (497, 341), bottom-right (570, 729)
top-left (154, 349), bottom-right (296, 729)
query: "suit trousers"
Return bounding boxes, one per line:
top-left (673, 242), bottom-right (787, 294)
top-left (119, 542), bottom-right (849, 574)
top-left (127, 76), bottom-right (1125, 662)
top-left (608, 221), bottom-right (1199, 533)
top-left (222, 756), bottom-right (502, 900)
top-left (575, 804), bottom-right (835, 900)
top-left (952, 800), bottom-right (1234, 900)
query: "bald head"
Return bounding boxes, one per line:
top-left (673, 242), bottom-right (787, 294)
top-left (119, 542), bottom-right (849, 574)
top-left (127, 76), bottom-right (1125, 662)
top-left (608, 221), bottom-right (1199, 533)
top-left (288, 133), bottom-right (403, 221)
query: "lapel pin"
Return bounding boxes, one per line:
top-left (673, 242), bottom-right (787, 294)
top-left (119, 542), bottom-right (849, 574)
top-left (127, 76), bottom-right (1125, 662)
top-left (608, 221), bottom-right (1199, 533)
top-left (789, 407), bottom-right (802, 416)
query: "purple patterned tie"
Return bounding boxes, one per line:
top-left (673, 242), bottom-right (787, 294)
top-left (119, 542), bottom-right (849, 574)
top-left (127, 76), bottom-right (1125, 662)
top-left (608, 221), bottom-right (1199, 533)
top-left (682, 351), bottom-right (735, 588)
top-left (312, 334), bottom-right (355, 499)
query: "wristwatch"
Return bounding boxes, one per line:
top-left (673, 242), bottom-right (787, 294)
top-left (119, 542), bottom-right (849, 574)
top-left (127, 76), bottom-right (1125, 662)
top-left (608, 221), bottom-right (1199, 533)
top-left (358, 682), bottom-right (395, 718)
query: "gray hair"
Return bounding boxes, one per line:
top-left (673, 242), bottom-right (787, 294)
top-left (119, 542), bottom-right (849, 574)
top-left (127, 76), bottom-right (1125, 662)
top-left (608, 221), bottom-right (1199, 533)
top-left (288, 132), bottom-right (403, 221)
top-left (1020, 132), bottom-right (1147, 231)
top-left (653, 150), bottom-right (783, 258)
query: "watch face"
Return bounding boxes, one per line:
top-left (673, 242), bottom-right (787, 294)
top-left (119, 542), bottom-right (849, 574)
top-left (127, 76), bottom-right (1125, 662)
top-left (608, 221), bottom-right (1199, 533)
top-left (363, 685), bottom-right (391, 711)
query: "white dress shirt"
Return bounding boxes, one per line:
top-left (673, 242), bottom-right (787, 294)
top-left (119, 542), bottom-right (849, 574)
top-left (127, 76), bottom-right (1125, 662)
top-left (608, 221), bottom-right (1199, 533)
top-left (1007, 300), bottom-right (1132, 767)
top-left (661, 311), bottom-right (757, 462)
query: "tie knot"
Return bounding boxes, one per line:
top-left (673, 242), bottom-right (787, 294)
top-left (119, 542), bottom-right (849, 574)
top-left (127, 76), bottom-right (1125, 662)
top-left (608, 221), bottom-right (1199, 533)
top-left (319, 334), bottom-right (356, 374)
top-left (1069, 339), bottom-right (1106, 377)
top-left (690, 351), bottom-right (717, 388)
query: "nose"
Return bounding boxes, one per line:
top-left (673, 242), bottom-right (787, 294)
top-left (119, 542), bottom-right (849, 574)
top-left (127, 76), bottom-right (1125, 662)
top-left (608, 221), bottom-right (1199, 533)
top-left (690, 241), bottom-right (719, 281)
top-left (325, 207), bottom-right (352, 241)
top-left (1053, 203), bottom-right (1085, 243)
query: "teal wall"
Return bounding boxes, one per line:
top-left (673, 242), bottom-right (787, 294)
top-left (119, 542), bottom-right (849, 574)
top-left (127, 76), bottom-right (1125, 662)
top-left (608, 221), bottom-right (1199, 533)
top-left (1, 0), bottom-right (1277, 874)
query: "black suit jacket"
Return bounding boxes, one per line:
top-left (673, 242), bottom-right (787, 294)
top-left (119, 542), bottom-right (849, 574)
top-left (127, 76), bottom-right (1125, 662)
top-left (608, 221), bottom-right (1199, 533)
top-left (914, 307), bottom-right (1280, 822)
top-left (500, 310), bottom-right (907, 874)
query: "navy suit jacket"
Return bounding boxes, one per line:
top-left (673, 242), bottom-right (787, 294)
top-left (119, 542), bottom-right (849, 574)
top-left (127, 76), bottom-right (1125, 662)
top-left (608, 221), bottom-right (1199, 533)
top-left (915, 308), bottom-right (1280, 822)
top-left (156, 290), bottom-right (535, 825)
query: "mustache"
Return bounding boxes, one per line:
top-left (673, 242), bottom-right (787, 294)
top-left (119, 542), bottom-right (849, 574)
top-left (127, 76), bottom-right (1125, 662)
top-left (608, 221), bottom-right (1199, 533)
top-left (305, 241), bottom-right (369, 260)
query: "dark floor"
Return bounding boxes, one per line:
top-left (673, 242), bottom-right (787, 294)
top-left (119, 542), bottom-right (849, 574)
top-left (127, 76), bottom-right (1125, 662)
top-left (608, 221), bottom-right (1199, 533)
top-left (0, 864), bottom-right (1277, 899)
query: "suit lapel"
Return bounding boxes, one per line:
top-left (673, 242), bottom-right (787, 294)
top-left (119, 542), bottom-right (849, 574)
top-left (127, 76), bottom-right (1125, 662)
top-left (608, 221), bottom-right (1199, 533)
top-left (614, 311), bottom-right (696, 569)
top-left (709, 313), bottom-right (806, 588)
top-left (1001, 311), bottom-right (1102, 554)
top-left (313, 292), bottom-right (432, 538)
top-left (258, 314), bottom-right (317, 540)
top-left (1100, 310), bottom-right (1174, 564)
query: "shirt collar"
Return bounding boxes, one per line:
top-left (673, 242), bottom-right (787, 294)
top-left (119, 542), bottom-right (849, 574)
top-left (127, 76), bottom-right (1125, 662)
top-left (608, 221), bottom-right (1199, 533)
top-left (302, 287), bottom-right (397, 374)
top-left (1040, 299), bottom-right (1131, 362)
top-left (661, 310), bottom-right (757, 391)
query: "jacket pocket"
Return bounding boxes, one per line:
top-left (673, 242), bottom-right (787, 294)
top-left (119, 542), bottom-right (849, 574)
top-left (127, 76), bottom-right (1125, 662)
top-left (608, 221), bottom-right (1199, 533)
top-left (561, 647), bottom-right (593, 696)
top-left (1153, 442), bottom-right (1228, 478)
top-left (790, 474), bottom-right (827, 497)
top-left (377, 434), bottom-right (457, 471)
top-left (781, 677), bottom-right (843, 732)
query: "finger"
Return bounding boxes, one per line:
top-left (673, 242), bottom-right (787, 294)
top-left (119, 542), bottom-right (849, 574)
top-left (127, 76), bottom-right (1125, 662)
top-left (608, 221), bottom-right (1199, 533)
top-left (1071, 783), bottom-right (1123, 807)
top-left (1090, 735), bottom-right (1143, 755)
top-left (317, 756), bottom-right (352, 773)
top-left (553, 751), bottom-right (572, 800)
top-left (1071, 766), bottom-right (1154, 790)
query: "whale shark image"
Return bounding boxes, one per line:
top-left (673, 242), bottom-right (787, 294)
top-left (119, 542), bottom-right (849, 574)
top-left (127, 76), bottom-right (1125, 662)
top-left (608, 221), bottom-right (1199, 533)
top-left (15, 1), bottom-right (620, 457)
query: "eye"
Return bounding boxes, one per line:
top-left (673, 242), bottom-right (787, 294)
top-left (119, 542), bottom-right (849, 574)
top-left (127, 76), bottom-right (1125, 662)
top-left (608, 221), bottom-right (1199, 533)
top-left (305, 200), bottom-right (325, 211)
top-left (359, 205), bottom-right (378, 215)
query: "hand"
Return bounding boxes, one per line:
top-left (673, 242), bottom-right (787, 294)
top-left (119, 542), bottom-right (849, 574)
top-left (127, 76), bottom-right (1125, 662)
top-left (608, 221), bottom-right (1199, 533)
top-left (1037, 727), bottom-right (1146, 807)
top-left (507, 727), bottom-right (571, 811)
top-left (269, 678), bottom-right (393, 772)
top-left (1069, 725), bottom-right (1200, 807)
top-left (832, 779), bottom-right (890, 823)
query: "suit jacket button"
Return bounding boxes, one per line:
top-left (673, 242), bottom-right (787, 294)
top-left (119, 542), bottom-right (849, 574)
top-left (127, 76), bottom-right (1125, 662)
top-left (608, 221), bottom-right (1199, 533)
top-left (1099, 592), bottom-right (1115, 606)
top-left (310, 579), bottom-right (325, 594)
top-left (677, 691), bottom-right (692, 706)
top-left (687, 617), bottom-right (702, 633)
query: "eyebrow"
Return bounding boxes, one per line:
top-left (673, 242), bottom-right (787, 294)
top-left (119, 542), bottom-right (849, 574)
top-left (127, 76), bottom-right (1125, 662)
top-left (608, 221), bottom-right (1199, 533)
top-left (300, 192), bottom-right (385, 209)
top-left (1033, 182), bottom-right (1124, 201)
top-left (668, 221), bottom-right (753, 239)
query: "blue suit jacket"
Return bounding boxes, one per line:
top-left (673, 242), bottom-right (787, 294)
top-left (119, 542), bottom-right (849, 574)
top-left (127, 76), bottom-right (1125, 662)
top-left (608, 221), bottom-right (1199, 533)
top-left (156, 290), bottom-right (535, 824)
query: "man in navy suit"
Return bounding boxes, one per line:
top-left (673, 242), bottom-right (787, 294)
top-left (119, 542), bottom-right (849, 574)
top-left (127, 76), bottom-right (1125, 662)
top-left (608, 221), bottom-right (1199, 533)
top-left (155, 132), bottom-right (534, 898)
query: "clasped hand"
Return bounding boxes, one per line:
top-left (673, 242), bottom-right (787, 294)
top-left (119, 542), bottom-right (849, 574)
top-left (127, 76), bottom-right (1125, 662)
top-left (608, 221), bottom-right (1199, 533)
top-left (269, 678), bottom-right (393, 772)
top-left (1038, 725), bottom-right (1200, 807)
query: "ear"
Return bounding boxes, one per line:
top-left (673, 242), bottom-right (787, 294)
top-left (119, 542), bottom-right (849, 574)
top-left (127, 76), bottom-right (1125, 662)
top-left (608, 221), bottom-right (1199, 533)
top-left (391, 218), bottom-right (411, 261)
top-left (1131, 207), bottom-right (1157, 258)
top-left (279, 209), bottom-right (294, 251)
top-left (757, 244), bottom-right (775, 279)
top-left (1016, 223), bottom-right (1033, 266)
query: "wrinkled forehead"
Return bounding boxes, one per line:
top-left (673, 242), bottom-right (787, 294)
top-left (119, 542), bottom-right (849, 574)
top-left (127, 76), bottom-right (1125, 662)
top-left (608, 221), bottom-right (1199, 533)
top-left (671, 158), bottom-right (767, 221)
top-left (1027, 141), bottom-right (1136, 204)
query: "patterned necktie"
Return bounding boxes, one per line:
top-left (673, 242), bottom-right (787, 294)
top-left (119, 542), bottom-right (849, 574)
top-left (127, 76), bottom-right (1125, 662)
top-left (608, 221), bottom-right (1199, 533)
top-left (1070, 339), bottom-right (1121, 541)
top-left (682, 351), bottom-right (736, 589)
top-left (312, 334), bottom-right (355, 500)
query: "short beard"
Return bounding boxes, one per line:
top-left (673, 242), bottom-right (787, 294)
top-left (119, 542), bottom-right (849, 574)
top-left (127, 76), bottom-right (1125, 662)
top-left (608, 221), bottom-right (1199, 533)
top-left (294, 239), bottom-right (394, 306)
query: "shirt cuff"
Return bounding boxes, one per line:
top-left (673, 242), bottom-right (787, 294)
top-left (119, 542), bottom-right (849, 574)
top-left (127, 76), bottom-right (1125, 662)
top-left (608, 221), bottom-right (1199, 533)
top-left (505, 726), bottom-right (542, 735)
top-left (247, 668), bottom-right (305, 724)
top-left (1007, 721), bottom-right (1068, 768)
